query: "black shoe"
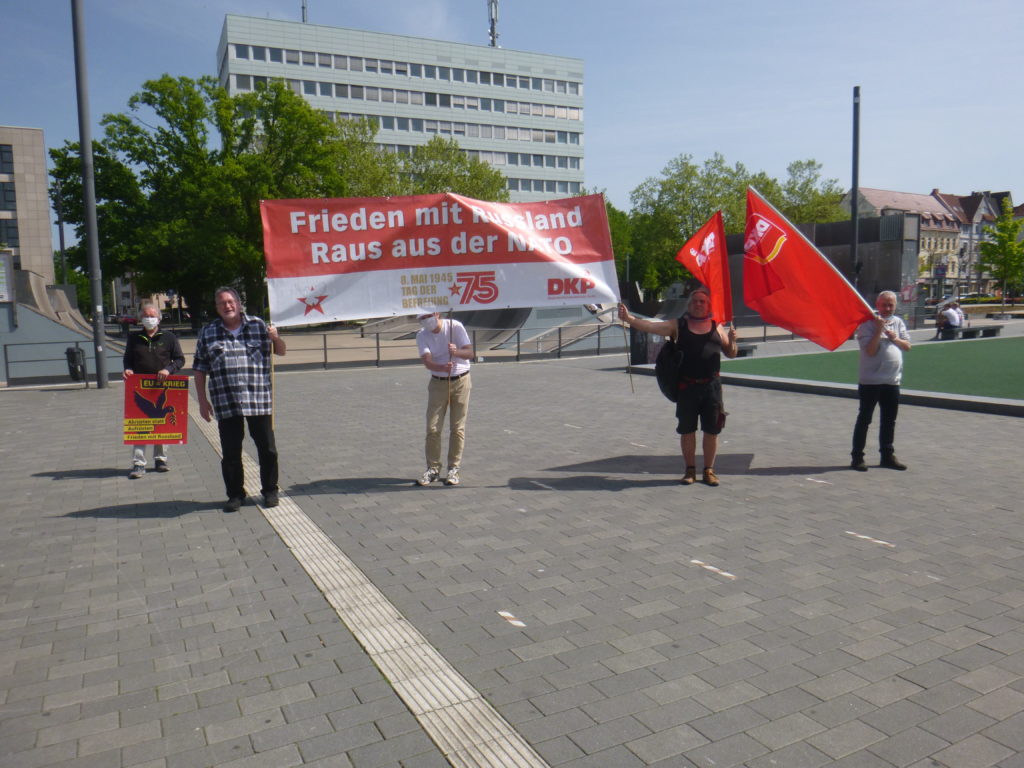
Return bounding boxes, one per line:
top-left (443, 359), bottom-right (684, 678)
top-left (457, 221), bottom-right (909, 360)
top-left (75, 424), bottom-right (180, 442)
top-left (850, 458), bottom-right (868, 472)
top-left (224, 497), bottom-right (243, 512)
top-left (154, 459), bottom-right (170, 473)
top-left (880, 456), bottom-right (907, 471)
top-left (263, 491), bottom-right (279, 508)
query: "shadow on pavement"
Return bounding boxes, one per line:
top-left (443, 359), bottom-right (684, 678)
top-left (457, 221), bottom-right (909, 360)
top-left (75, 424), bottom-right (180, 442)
top-left (509, 475), bottom-right (681, 491)
top-left (62, 500), bottom-right (214, 518)
top-left (739, 464), bottom-right (853, 476)
top-left (546, 453), bottom-right (756, 475)
top-left (288, 477), bottom-right (420, 495)
top-left (35, 468), bottom-right (127, 480)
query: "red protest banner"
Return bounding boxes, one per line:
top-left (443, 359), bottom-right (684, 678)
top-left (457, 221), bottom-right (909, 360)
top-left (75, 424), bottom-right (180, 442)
top-left (261, 192), bottom-right (620, 326)
top-left (123, 374), bottom-right (189, 445)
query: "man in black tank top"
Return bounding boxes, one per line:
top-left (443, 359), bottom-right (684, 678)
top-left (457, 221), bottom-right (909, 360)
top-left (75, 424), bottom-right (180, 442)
top-left (619, 289), bottom-right (738, 486)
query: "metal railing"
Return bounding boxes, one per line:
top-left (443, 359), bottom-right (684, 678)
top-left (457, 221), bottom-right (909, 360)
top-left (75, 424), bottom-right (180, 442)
top-left (2, 339), bottom-right (120, 385)
top-left (3, 323), bottom-right (631, 384)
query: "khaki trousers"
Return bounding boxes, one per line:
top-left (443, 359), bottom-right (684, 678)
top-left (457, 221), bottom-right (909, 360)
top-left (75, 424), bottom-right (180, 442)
top-left (425, 373), bottom-right (471, 471)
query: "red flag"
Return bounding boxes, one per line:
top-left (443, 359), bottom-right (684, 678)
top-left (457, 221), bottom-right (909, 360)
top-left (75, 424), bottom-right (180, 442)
top-left (743, 188), bottom-right (873, 350)
top-left (676, 210), bottom-right (733, 324)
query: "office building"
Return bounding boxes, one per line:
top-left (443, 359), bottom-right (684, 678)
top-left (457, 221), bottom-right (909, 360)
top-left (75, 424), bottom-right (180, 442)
top-left (0, 126), bottom-right (54, 282)
top-left (218, 15), bottom-right (585, 202)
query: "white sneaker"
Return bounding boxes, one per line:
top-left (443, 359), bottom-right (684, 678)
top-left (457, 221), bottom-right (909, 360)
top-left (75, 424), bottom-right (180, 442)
top-left (129, 465), bottom-right (145, 479)
top-left (416, 468), bottom-right (440, 486)
top-left (444, 467), bottom-right (460, 486)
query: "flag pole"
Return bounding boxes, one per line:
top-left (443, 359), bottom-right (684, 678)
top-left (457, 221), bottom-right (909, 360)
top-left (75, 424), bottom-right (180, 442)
top-left (447, 308), bottom-right (454, 408)
top-left (620, 319), bottom-right (635, 393)
top-left (748, 186), bottom-right (875, 314)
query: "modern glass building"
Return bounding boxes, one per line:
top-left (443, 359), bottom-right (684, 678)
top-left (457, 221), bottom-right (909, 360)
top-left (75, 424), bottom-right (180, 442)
top-left (218, 15), bottom-right (585, 202)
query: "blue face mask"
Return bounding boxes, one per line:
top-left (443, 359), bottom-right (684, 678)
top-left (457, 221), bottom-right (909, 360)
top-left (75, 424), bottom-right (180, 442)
top-left (419, 317), bottom-right (436, 331)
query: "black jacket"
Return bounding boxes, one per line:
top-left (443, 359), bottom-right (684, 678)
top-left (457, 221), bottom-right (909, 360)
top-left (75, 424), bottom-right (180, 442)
top-left (123, 329), bottom-right (185, 375)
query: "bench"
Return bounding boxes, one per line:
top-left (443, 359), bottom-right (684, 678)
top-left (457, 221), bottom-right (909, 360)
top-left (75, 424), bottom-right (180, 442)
top-left (736, 342), bottom-right (758, 357)
top-left (939, 325), bottom-right (1003, 340)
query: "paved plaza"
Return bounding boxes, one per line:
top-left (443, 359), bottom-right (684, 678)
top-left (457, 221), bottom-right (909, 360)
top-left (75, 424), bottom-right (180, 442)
top-left (2, 352), bottom-right (1024, 767)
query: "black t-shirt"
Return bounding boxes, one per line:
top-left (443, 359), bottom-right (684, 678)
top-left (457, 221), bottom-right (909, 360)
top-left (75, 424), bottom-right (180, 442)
top-left (677, 316), bottom-right (722, 380)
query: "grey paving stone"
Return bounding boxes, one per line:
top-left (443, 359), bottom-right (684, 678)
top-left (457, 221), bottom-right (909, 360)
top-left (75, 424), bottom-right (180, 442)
top-left (7, 353), bottom-right (1024, 768)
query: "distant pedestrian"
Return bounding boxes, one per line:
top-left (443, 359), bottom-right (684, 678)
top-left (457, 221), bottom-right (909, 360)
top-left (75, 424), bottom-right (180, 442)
top-left (414, 309), bottom-right (473, 487)
top-left (193, 287), bottom-right (286, 511)
top-left (123, 300), bottom-right (185, 478)
top-left (851, 291), bottom-right (911, 471)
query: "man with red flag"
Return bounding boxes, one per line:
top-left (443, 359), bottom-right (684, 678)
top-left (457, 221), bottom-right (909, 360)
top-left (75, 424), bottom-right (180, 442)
top-left (676, 211), bottom-right (732, 325)
top-left (743, 188), bottom-right (873, 350)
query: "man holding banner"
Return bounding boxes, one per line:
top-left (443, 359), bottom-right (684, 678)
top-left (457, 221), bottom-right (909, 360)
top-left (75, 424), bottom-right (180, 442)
top-left (123, 300), bottom-right (185, 478)
top-left (415, 309), bottom-right (473, 487)
top-left (193, 287), bottom-right (287, 512)
top-left (620, 289), bottom-right (738, 486)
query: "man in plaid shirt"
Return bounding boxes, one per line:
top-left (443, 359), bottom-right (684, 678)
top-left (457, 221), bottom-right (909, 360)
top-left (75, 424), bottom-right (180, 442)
top-left (194, 287), bottom-right (287, 512)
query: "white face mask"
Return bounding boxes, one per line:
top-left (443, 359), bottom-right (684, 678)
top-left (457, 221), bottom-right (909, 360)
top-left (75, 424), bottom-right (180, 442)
top-left (141, 316), bottom-right (159, 331)
top-left (419, 317), bottom-right (436, 331)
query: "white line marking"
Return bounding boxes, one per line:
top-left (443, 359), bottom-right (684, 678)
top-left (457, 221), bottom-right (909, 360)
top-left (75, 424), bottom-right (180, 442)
top-left (629, 442), bottom-right (647, 448)
top-left (690, 559), bottom-right (737, 580)
top-left (806, 478), bottom-right (832, 484)
top-left (845, 531), bottom-right (896, 548)
top-left (190, 399), bottom-right (547, 767)
top-left (563, 423), bottom-right (582, 429)
top-left (530, 480), bottom-right (556, 491)
top-left (497, 610), bottom-right (526, 628)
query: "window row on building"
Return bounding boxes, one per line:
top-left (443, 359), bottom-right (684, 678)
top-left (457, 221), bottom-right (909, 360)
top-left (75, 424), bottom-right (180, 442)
top-left (376, 140), bottom-right (579, 168)
top-left (0, 145), bottom-right (14, 175)
top-left (231, 44), bottom-right (582, 96)
top-left (0, 181), bottom-right (16, 211)
top-left (234, 75), bottom-right (582, 122)
top-left (505, 177), bottom-right (582, 194)
top-left (0, 218), bottom-right (18, 247)
top-left (327, 111), bottom-right (581, 147)
top-left (371, 143), bottom-right (582, 194)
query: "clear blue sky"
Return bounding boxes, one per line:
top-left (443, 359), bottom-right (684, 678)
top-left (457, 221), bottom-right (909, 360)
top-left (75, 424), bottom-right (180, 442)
top-left (3, 0), bottom-right (1021, 225)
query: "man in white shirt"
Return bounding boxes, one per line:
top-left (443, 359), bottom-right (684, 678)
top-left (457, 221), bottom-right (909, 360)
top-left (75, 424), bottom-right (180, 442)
top-left (415, 309), bottom-right (474, 487)
top-left (941, 302), bottom-right (963, 329)
top-left (851, 291), bottom-right (912, 471)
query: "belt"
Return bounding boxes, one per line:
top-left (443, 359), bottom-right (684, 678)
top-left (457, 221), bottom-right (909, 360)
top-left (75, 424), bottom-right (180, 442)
top-left (678, 373), bottom-right (719, 387)
top-left (433, 371), bottom-right (469, 381)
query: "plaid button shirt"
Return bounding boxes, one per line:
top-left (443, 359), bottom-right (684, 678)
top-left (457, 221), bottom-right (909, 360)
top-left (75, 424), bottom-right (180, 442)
top-left (193, 314), bottom-right (273, 419)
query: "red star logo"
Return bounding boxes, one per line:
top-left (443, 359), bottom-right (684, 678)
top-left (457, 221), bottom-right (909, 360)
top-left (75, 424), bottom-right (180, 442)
top-left (297, 295), bottom-right (328, 315)
top-left (448, 282), bottom-right (462, 297)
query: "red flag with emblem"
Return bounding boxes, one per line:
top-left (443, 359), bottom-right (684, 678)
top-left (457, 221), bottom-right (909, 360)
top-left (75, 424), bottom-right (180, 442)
top-left (675, 210), bottom-right (732, 324)
top-left (743, 188), bottom-right (874, 350)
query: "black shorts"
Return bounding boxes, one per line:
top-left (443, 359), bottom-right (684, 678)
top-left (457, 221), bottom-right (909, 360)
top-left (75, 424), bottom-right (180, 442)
top-left (675, 379), bottom-right (723, 435)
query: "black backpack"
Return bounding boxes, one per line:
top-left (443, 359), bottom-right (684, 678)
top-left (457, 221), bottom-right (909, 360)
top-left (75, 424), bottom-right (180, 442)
top-left (654, 320), bottom-right (684, 402)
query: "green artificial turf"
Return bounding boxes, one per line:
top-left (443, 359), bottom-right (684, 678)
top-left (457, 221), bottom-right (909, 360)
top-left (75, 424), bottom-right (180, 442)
top-left (722, 336), bottom-right (1024, 400)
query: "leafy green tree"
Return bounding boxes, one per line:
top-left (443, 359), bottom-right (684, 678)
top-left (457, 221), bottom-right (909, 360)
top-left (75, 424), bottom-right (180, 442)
top-left (400, 135), bottom-right (509, 200)
top-left (979, 196), bottom-right (1024, 309)
top-left (52, 251), bottom-right (92, 311)
top-left (629, 153), bottom-right (756, 294)
top-left (625, 153), bottom-right (845, 296)
top-left (50, 75), bottom-right (401, 319)
top-left (779, 160), bottom-right (847, 224)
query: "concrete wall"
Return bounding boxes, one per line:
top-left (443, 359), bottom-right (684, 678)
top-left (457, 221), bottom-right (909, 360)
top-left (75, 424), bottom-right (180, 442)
top-left (1, 302), bottom-right (122, 385)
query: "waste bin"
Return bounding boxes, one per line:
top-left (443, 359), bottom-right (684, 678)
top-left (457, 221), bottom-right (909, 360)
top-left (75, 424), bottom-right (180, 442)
top-left (65, 346), bottom-right (87, 382)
